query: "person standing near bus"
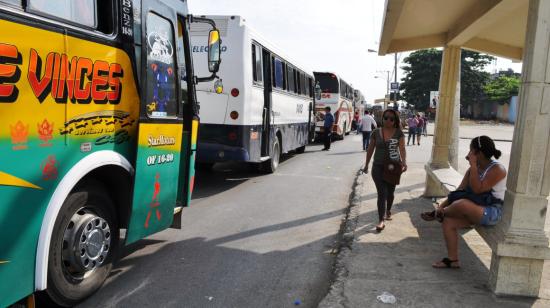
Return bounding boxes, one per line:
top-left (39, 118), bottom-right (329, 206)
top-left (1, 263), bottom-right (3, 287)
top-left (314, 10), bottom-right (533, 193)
top-left (322, 107), bottom-right (334, 151)
top-left (406, 114), bottom-right (418, 146)
top-left (353, 111), bottom-right (361, 134)
top-left (416, 113), bottom-right (424, 146)
top-left (360, 110), bottom-right (377, 151)
top-left (422, 113), bottom-right (428, 136)
top-left (363, 109), bottom-right (407, 231)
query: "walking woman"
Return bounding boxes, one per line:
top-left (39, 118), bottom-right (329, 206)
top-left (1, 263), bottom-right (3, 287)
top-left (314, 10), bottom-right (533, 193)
top-left (363, 109), bottom-right (407, 231)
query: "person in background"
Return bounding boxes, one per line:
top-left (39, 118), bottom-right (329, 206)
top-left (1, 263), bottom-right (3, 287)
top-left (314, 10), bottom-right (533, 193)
top-left (322, 106), bottom-right (334, 151)
top-left (422, 113), bottom-right (428, 136)
top-left (353, 111), bottom-right (361, 134)
top-left (416, 114), bottom-right (424, 146)
top-left (421, 136), bottom-right (506, 269)
top-left (363, 109), bottom-right (407, 232)
top-left (406, 114), bottom-right (418, 146)
top-left (360, 110), bottom-right (377, 151)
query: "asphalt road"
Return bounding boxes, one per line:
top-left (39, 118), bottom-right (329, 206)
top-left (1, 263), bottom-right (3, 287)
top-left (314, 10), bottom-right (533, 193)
top-left (79, 134), bottom-right (366, 308)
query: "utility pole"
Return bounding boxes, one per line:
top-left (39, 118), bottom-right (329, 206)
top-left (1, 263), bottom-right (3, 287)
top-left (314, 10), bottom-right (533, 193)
top-left (393, 53), bottom-right (398, 110)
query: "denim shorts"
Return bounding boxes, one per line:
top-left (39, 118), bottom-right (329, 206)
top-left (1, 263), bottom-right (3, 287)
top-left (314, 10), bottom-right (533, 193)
top-left (480, 205), bottom-right (502, 226)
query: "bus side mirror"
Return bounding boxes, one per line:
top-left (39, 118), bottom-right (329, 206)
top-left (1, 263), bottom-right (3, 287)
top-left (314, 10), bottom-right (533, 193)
top-left (314, 82), bottom-right (322, 100)
top-left (208, 29), bottom-right (221, 73)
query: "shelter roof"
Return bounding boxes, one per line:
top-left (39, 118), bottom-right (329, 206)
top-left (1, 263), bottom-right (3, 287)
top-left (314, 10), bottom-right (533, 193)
top-left (378, 0), bottom-right (529, 60)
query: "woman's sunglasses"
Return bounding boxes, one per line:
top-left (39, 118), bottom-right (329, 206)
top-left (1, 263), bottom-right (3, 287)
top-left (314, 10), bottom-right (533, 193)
top-left (383, 116), bottom-right (395, 122)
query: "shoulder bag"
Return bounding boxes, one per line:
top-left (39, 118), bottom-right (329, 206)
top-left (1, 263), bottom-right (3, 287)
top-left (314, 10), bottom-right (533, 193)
top-left (380, 129), bottom-right (403, 185)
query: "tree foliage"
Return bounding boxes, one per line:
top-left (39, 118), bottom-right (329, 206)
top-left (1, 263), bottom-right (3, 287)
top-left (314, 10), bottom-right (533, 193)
top-left (483, 76), bottom-right (520, 103)
top-left (400, 49), bottom-right (494, 110)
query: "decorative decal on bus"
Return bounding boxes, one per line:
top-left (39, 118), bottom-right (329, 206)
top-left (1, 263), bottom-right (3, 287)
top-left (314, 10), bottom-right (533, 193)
top-left (40, 155), bottom-right (59, 181)
top-left (59, 110), bottom-right (135, 136)
top-left (147, 63), bottom-right (174, 116)
top-left (191, 45), bottom-right (227, 53)
top-left (10, 121), bottom-right (29, 150)
top-left (147, 32), bottom-right (173, 64)
top-left (144, 173), bottom-right (162, 228)
top-left (37, 119), bottom-right (54, 147)
top-left (0, 171), bottom-right (42, 189)
top-left (0, 43), bottom-right (124, 104)
top-left (148, 135), bottom-right (176, 147)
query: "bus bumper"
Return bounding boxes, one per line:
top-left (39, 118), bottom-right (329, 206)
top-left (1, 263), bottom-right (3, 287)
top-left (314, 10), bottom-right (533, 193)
top-left (197, 142), bottom-right (250, 163)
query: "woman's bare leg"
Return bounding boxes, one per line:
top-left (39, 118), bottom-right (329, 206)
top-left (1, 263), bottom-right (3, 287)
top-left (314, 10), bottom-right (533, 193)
top-left (438, 217), bottom-right (471, 263)
top-left (443, 199), bottom-right (484, 224)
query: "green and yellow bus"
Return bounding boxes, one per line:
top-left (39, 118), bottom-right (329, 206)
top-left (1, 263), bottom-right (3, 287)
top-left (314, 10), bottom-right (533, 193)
top-left (0, 0), bottom-right (221, 306)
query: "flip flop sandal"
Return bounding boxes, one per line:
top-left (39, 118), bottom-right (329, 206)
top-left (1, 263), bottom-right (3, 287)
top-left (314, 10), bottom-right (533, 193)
top-left (420, 210), bottom-right (436, 221)
top-left (385, 212), bottom-right (393, 220)
top-left (432, 258), bottom-right (460, 269)
top-left (376, 223), bottom-right (385, 232)
top-left (436, 209), bottom-right (445, 222)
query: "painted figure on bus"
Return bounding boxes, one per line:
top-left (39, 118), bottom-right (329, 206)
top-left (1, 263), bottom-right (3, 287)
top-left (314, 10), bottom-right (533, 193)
top-left (148, 63), bottom-right (174, 114)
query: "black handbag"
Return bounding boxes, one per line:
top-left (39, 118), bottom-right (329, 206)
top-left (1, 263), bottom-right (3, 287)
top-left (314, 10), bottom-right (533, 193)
top-left (448, 187), bottom-right (499, 206)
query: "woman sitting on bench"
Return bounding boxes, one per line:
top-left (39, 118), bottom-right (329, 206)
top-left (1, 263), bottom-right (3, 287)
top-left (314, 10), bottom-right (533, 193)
top-left (421, 135), bottom-right (507, 269)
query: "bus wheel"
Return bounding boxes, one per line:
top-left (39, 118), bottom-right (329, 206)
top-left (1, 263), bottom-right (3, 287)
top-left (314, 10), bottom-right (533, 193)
top-left (261, 137), bottom-right (280, 173)
top-left (295, 145), bottom-right (306, 154)
top-left (42, 182), bottom-right (118, 307)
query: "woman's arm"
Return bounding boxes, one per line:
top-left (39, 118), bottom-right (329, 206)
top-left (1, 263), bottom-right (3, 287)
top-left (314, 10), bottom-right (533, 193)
top-left (399, 135), bottom-right (407, 172)
top-left (469, 164), bottom-right (507, 194)
top-left (364, 133), bottom-right (376, 172)
top-left (457, 168), bottom-right (470, 190)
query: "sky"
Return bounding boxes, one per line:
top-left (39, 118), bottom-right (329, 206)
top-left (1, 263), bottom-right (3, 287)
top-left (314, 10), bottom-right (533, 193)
top-left (188, 0), bottom-right (523, 104)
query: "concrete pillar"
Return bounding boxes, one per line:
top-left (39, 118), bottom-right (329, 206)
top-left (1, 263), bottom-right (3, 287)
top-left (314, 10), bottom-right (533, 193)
top-left (425, 46), bottom-right (461, 195)
top-left (489, 0), bottom-right (550, 297)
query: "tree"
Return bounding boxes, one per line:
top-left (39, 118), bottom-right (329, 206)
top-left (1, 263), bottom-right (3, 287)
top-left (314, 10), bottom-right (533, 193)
top-left (400, 49), bottom-right (494, 111)
top-left (483, 76), bottom-right (520, 103)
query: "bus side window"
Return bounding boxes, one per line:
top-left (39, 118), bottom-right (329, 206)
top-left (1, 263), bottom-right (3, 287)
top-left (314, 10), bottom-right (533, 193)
top-left (296, 71), bottom-right (302, 94)
top-left (28, 0), bottom-right (98, 29)
top-left (145, 13), bottom-right (177, 119)
top-left (301, 74), bottom-right (306, 97)
top-left (133, 0), bottom-right (142, 85)
top-left (282, 62), bottom-right (287, 91)
top-left (287, 66), bottom-right (295, 93)
top-left (0, 0), bottom-right (21, 8)
top-left (273, 57), bottom-right (284, 89)
top-left (252, 44), bottom-right (263, 85)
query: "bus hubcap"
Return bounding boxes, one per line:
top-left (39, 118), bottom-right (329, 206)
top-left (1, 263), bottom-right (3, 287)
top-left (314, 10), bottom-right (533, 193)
top-left (63, 210), bottom-right (111, 276)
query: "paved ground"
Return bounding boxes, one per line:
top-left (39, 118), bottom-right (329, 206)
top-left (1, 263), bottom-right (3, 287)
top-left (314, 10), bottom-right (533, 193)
top-left (79, 134), bottom-right (366, 308)
top-left (319, 126), bottom-right (550, 308)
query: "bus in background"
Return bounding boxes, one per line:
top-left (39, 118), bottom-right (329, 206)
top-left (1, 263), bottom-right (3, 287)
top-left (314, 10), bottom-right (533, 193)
top-left (354, 89), bottom-right (366, 117)
top-left (313, 72), bottom-right (354, 140)
top-left (0, 1), bottom-right (220, 306)
top-left (191, 16), bottom-right (316, 173)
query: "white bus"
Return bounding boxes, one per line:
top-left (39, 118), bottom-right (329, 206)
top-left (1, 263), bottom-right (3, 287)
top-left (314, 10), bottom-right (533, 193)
top-left (313, 72), bottom-right (354, 139)
top-left (191, 16), bottom-right (316, 172)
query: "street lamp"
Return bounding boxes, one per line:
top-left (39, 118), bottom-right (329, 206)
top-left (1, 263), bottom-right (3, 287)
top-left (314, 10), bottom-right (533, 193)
top-left (368, 49), bottom-right (399, 110)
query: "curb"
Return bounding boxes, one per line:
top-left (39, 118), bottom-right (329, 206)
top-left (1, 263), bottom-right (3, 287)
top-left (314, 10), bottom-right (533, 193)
top-left (318, 170), bottom-right (363, 308)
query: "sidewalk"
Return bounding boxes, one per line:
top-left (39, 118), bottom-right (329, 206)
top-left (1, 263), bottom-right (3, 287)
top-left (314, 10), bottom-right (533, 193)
top-left (405, 123), bottom-right (514, 142)
top-left (319, 157), bottom-right (550, 307)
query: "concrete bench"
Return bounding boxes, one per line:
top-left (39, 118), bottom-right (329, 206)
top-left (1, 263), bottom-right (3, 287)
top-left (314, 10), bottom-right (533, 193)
top-left (424, 165), bottom-right (502, 251)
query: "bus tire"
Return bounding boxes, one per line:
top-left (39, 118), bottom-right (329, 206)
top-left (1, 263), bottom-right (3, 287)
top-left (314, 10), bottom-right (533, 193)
top-left (295, 145), bottom-right (306, 154)
top-left (41, 182), bottom-right (119, 307)
top-left (261, 137), bottom-right (281, 173)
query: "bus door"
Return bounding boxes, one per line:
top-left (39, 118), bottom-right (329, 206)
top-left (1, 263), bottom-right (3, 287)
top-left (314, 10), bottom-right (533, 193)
top-left (126, 1), bottom-right (185, 244)
top-left (261, 50), bottom-right (272, 157)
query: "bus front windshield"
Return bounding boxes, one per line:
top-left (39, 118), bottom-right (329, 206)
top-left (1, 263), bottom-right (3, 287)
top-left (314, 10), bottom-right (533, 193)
top-left (315, 73), bottom-right (339, 94)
